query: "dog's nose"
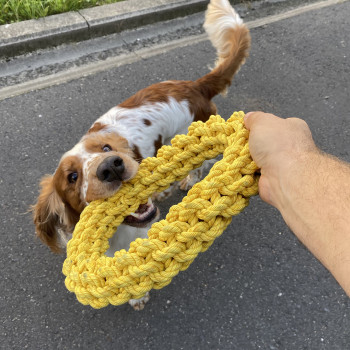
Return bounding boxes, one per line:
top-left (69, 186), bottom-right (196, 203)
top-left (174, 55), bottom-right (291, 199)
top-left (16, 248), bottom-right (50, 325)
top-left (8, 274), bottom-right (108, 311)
top-left (96, 156), bottom-right (125, 182)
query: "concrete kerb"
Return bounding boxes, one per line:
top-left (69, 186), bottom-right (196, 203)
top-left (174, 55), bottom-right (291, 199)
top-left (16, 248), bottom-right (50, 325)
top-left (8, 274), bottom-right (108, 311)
top-left (0, 0), bottom-right (212, 58)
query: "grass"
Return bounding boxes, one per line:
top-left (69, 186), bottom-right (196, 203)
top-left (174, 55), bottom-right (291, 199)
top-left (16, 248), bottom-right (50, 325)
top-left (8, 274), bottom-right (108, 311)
top-left (0, 0), bottom-right (124, 25)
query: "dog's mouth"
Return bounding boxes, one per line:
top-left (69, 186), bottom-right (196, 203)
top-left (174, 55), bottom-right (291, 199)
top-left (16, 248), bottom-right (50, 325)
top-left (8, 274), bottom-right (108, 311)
top-left (123, 199), bottom-right (159, 227)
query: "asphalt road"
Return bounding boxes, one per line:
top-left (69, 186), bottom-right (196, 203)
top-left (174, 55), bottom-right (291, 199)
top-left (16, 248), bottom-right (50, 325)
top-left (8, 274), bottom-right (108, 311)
top-left (1, 1), bottom-right (349, 349)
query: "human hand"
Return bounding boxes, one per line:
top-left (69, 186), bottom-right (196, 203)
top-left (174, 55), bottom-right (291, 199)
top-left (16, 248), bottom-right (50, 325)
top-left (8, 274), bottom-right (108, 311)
top-left (244, 112), bottom-right (350, 296)
top-left (244, 111), bottom-right (319, 208)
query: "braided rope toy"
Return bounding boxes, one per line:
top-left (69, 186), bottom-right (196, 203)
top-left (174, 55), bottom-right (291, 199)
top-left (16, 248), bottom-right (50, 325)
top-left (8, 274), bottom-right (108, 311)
top-left (62, 111), bottom-right (260, 308)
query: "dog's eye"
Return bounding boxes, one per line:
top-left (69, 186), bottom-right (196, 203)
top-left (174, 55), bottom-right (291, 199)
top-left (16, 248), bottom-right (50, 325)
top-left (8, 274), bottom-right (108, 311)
top-left (68, 172), bottom-right (78, 184)
top-left (102, 144), bottom-right (112, 152)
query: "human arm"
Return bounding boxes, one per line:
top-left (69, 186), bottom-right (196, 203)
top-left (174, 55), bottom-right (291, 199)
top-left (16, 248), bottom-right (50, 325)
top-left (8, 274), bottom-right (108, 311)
top-left (244, 111), bottom-right (350, 296)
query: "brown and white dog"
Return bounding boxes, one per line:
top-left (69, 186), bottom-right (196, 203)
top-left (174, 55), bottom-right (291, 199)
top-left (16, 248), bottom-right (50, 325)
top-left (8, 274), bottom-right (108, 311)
top-left (33, 0), bottom-right (250, 309)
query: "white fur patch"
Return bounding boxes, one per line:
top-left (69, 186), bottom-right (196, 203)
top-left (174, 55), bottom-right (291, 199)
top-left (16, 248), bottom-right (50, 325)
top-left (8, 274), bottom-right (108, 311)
top-left (61, 141), bottom-right (98, 202)
top-left (96, 98), bottom-right (194, 158)
top-left (105, 224), bottom-right (149, 257)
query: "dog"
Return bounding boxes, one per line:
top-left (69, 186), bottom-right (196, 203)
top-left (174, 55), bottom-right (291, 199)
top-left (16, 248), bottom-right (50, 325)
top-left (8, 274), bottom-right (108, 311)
top-left (33, 0), bottom-right (250, 310)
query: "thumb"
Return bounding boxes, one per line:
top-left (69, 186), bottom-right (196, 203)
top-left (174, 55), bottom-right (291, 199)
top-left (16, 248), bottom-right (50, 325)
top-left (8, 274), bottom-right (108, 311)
top-left (244, 111), bottom-right (262, 130)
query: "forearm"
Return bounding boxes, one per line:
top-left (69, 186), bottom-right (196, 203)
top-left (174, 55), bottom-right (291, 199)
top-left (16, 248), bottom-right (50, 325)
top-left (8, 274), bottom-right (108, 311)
top-left (244, 111), bottom-right (350, 295)
top-left (274, 152), bottom-right (350, 295)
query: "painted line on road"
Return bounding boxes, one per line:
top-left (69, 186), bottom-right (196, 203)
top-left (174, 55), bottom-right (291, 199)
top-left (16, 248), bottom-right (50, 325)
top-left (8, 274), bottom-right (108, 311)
top-left (0, 0), bottom-right (347, 101)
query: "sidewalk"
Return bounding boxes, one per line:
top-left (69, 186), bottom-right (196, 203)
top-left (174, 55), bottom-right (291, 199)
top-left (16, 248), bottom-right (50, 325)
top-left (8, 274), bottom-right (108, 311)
top-left (0, 0), bottom-right (211, 58)
top-left (0, 0), bottom-right (322, 58)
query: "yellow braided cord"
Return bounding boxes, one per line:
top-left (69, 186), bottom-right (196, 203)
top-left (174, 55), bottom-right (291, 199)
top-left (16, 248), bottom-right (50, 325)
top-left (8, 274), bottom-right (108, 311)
top-left (62, 112), bottom-right (259, 308)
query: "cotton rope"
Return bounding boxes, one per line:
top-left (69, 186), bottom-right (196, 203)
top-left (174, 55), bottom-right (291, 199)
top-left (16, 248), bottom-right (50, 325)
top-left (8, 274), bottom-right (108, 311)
top-left (62, 111), bottom-right (260, 308)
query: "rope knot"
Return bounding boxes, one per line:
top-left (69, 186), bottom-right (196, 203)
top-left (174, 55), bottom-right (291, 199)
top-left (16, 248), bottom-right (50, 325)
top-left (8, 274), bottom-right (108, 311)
top-left (62, 112), bottom-right (259, 308)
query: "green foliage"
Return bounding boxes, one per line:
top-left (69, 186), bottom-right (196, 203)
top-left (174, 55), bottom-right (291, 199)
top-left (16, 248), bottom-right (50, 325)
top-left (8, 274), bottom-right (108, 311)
top-left (0, 0), bottom-right (122, 25)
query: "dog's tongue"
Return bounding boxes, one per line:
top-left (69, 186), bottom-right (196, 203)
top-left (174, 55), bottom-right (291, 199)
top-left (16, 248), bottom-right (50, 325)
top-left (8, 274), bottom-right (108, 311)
top-left (135, 203), bottom-right (149, 215)
top-left (123, 200), bottom-right (157, 226)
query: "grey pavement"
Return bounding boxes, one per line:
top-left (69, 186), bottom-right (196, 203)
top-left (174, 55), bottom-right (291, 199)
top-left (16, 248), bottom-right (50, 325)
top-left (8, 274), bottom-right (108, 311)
top-left (0, 0), bottom-right (325, 58)
top-left (1, 0), bottom-right (350, 349)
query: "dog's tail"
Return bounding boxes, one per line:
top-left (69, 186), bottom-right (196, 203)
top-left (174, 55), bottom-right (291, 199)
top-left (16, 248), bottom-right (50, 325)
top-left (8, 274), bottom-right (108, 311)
top-left (195, 0), bottom-right (250, 100)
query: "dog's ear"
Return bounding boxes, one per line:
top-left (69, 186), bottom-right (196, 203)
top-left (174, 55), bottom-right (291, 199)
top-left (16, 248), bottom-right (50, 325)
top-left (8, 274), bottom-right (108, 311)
top-left (33, 175), bottom-right (68, 253)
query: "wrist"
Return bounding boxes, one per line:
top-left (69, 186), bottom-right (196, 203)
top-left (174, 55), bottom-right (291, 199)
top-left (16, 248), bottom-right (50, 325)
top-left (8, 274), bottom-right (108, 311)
top-left (268, 150), bottom-right (322, 212)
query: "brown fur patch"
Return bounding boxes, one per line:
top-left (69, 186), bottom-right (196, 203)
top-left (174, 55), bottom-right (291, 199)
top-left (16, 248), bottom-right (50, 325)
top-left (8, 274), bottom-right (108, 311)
top-left (132, 145), bottom-right (143, 164)
top-left (53, 156), bottom-right (85, 214)
top-left (33, 175), bottom-right (78, 253)
top-left (83, 133), bottom-right (131, 155)
top-left (88, 122), bottom-right (107, 134)
top-left (119, 81), bottom-right (218, 123)
top-left (154, 135), bottom-right (163, 156)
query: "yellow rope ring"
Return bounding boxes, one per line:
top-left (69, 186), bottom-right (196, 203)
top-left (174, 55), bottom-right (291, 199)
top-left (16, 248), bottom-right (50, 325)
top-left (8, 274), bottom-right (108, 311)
top-left (62, 111), bottom-right (259, 308)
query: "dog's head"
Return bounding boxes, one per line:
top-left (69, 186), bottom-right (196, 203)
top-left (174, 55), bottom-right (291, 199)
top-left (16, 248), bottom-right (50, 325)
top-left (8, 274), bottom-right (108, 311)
top-left (33, 128), bottom-right (158, 253)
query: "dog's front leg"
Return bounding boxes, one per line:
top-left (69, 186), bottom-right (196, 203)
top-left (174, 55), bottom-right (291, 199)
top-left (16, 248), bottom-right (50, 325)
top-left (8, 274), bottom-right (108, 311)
top-left (179, 159), bottom-right (216, 191)
top-left (128, 292), bottom-right (150, 311)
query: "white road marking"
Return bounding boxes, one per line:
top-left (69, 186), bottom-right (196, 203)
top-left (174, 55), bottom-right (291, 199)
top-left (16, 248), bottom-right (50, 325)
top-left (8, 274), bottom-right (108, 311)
top-left (0, 0), bottom-right (347, 101)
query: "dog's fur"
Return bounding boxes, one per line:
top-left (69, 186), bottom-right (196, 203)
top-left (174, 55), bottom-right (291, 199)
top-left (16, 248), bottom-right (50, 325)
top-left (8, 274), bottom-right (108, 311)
top-left (33, 0), bottom-right (250, 309)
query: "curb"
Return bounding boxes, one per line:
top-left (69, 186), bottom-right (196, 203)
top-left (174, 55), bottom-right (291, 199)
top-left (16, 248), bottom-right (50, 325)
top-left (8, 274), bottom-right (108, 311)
top-left (0, 0), bottom-right (212, 58)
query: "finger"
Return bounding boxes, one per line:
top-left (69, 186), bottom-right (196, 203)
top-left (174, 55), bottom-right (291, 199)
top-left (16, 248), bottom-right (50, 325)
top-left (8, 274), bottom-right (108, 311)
top-left (244, 111), bottom-right (263, 130)
top-left (244, 111), bottom-right (282, 130)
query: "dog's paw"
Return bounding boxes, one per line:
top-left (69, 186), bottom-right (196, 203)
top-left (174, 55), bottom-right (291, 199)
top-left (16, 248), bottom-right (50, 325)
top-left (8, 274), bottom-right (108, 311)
top-left (179, 168), bottom-right (204, 191)
top-left (152, 191), bottom-right (171, 202)
top-left (179, 176), bottom-right (193, 191)
top-left (128, 292), bottom-right (150, 311)
top-left (179, 173), bottom-right (199, 191)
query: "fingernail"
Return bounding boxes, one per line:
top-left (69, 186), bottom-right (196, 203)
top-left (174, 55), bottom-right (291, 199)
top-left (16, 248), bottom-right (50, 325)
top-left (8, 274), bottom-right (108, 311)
top-left (244, 112), bottom-right (252, 121)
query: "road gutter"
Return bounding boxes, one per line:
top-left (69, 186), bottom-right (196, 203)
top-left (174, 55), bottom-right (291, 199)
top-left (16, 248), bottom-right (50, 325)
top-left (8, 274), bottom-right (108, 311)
top-left (0, 0), bottom-right (346, 101)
